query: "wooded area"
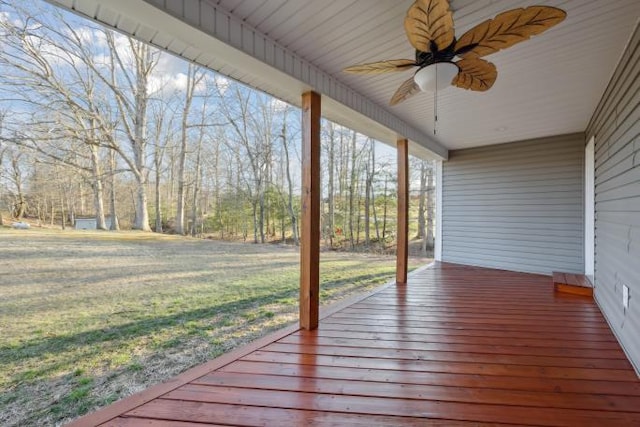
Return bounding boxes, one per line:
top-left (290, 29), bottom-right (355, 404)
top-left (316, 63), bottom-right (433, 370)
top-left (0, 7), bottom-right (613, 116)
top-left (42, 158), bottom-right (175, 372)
top-left (0, 1), bottom-right (435, 252)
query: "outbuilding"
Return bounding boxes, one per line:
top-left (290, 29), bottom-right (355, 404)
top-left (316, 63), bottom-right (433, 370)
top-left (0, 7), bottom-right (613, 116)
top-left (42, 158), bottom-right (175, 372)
top-left (74, 216), bottom-right (113, 230)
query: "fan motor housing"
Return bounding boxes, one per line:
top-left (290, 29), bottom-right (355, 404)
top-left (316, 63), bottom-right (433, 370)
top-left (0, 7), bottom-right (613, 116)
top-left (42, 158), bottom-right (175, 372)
top-left (416, 40), bottom-right (457, 67)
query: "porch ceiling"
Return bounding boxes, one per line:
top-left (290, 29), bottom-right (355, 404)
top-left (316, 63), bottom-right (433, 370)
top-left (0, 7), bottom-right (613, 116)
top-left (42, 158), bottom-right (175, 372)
top-left (49, 0), bottom-right (639, 153)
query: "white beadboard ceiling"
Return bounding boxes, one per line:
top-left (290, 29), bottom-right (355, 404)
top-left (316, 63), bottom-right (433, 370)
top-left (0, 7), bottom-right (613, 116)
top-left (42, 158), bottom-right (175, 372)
top-left (49, 0), bottom-right (640, 154)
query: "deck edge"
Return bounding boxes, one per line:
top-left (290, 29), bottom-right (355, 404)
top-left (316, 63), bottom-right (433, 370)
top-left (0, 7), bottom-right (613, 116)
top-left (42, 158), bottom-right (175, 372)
top-left (67, 322), bottom-right (301, 427)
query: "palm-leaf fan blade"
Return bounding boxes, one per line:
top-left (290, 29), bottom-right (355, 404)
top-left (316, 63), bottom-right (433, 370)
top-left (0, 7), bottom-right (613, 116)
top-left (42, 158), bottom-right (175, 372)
top-left (390, 77), bottom-right (421, 106)
top-left (405, 0), bottom-right (454, 53)
top-left (343, 59), bottom-right (417, 74)
top-left (455, 6), bottom-right (566, 58)
top-left (452, 58), bottom-right (497, 92)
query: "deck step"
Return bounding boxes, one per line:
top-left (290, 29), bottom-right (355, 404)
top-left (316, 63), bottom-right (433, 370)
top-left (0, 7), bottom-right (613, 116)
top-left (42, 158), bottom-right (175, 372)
top-left (553, 272), bottom-right (593, 297)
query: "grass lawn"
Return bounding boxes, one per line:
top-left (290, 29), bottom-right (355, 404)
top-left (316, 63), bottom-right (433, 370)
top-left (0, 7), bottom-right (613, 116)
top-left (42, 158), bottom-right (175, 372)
top-left (0, 227), bottom-right (429, 426)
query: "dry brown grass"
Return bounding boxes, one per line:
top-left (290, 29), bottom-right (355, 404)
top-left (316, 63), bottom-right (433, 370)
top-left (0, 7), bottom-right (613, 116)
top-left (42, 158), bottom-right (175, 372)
top-left (0, 227), bottom-right (430, 426)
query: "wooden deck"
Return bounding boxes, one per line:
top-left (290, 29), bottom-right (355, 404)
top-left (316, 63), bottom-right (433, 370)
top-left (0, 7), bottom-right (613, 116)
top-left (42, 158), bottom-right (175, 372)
top-left (71, 263), bottom-right (640, 427)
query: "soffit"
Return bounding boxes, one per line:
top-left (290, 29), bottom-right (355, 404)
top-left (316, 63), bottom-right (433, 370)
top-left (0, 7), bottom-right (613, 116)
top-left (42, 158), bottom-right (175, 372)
top-left (217, 0), bottom-right (639, 149)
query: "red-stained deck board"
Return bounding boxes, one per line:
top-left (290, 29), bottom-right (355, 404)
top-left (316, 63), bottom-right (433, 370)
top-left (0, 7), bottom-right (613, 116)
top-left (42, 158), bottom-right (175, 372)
top-left (219, 360), bottom-right (640, 396)
top-left (242, 350), bottom-right (636, 382)
top-left (124, 400), bottom-right (501, 427)
top-left (310, 327), bottom-right (624, 349)
top-left (261, 341), bottom-right (633, 370)
top-left (66, 262), bottom-right (640, 427)
top-left (193, 371), bottom-right (640, 413)
top-left (161, 384), bottom-right (640, 426)
top-left (281, 332), bottom-right (627, 359)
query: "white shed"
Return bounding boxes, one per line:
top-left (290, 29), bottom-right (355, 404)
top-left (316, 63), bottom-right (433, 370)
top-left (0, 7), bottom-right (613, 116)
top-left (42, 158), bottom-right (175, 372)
top-left (74, 216), bottom-right (113, 230)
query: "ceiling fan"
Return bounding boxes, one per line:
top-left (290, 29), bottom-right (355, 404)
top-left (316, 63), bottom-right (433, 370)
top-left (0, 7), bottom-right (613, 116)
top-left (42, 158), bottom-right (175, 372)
top-left (343, 0), bottom-right (566, 106)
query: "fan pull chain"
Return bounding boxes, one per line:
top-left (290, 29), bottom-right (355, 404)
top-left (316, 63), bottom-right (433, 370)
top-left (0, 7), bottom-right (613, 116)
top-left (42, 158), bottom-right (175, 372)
top-left (434, 64), bottom-right (438, 136)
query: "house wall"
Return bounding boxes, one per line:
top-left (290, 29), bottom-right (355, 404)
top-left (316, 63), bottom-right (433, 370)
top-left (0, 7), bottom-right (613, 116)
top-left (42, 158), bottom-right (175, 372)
top-left (586, 23), bottom-right (640, 373)
top-left (441, 133), bottom-right (585, 275)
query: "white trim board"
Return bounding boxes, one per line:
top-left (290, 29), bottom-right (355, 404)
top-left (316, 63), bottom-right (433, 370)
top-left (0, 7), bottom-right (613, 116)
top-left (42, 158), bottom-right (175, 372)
top-left (585, 136), bottom-right (595, 280)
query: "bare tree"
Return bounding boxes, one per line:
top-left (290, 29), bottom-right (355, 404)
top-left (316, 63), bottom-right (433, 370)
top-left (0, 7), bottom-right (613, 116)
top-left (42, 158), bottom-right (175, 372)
top-left (0, 3), bottom-right (164, 230)
top-left (148, 100), bottom-right (173, 233)
top-left (426, 161), bottom-right (435, 251)
top-left (280, 105), bottom-right (299, 245)
top-left (107, 148), bottom-right (120, 230)
top-left (101, 33), bottom-right (158, 231)
top-left (0, 0), bottom-right (412, 252)
top-left (188, 93), bottom-right (212, 237)
top-left (348, 130), bottom-right (357, 248)
top-left (0, 112), bottom-right (7, 225)
top-left (175, 63), bottom-right (206, 234)
top-left (416, 159), bottom-right (427, 241)
top-left (217, 83), bottom-right (272, 243)
top-left (0, 8), bottom-right (112, 227)
top-left (6, 147), bottom-right (26, 219)
top-left (363, 138), bottom-right (375, 246)
top-left (415, 159), bottom-right (435, 254)
top-left (189, 134), bottom-right (204, 237)
top-left (323, 121), bottom-right (336, 247)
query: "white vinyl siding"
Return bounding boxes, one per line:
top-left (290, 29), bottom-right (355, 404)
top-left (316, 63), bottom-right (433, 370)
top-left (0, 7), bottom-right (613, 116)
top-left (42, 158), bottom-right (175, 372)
top-left (586, 23), bottom-right (640, 374)
top-left (442, 133), bottom-right (585, 275)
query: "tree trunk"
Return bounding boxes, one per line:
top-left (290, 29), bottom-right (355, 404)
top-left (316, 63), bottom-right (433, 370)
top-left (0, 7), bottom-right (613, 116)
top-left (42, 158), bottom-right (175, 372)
top-left (356, 184), bottom-right (361, 246)
top-left (259, 192), bottom-right (266, 243)
top-left (133, 172), bottom-right (151, 231)
top-left (282, 117), bottom-right (299, 245)
top-left (417, 160), bottom-right (427, 242)
top-left (168, 145), bottom-right (176, 220)
top-left (252, 201), bottom-right (259, 243)
top-left (109, 150), bottom-right (120, 231)
top-left (89, 144), bottom-right (107, 230)
top-left (372, 147), bottom-right (380, 243)
top-left (175, 135), bottom-right (187, 235)
top-left (59, 190), bottom-right (66, 230)
top-left (129, 41), bottom-right (153, 232)
top-left (364, 141), bottom-right (373, 246)
top-left (348, 131), bottom-right (357, 248)
top-left (338, 129), bottom-right (346, 244)
top-left (175, 99), bottom-right (193, 236)
top-left (327, 123), bottom-right (335, 248)
top-left (154, 146), bottom-right (162, 232)
top-left (382, 175), bottom-right (389, 241)
top-left (175, 65), bottom-right (202, 235)
top-left (426, 164), bottom-right (435, 250)
top-left (189, 136), bottom-right (204, 237)
top-left (11, 155), bottom-right (26, 219)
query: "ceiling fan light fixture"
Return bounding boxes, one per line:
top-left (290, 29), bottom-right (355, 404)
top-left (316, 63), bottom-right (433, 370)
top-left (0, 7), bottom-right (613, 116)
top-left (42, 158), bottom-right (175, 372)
top-left (343, 1), bottom-right (566, 105)
top-left (414, 62), bottom-right (459, 92)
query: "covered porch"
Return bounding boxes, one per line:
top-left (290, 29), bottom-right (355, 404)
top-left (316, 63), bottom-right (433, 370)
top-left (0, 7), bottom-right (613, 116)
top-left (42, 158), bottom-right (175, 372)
top-left (48, 0), bottom-right (640, 424)
top-left (72, 263), bottom-right (640, 426)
